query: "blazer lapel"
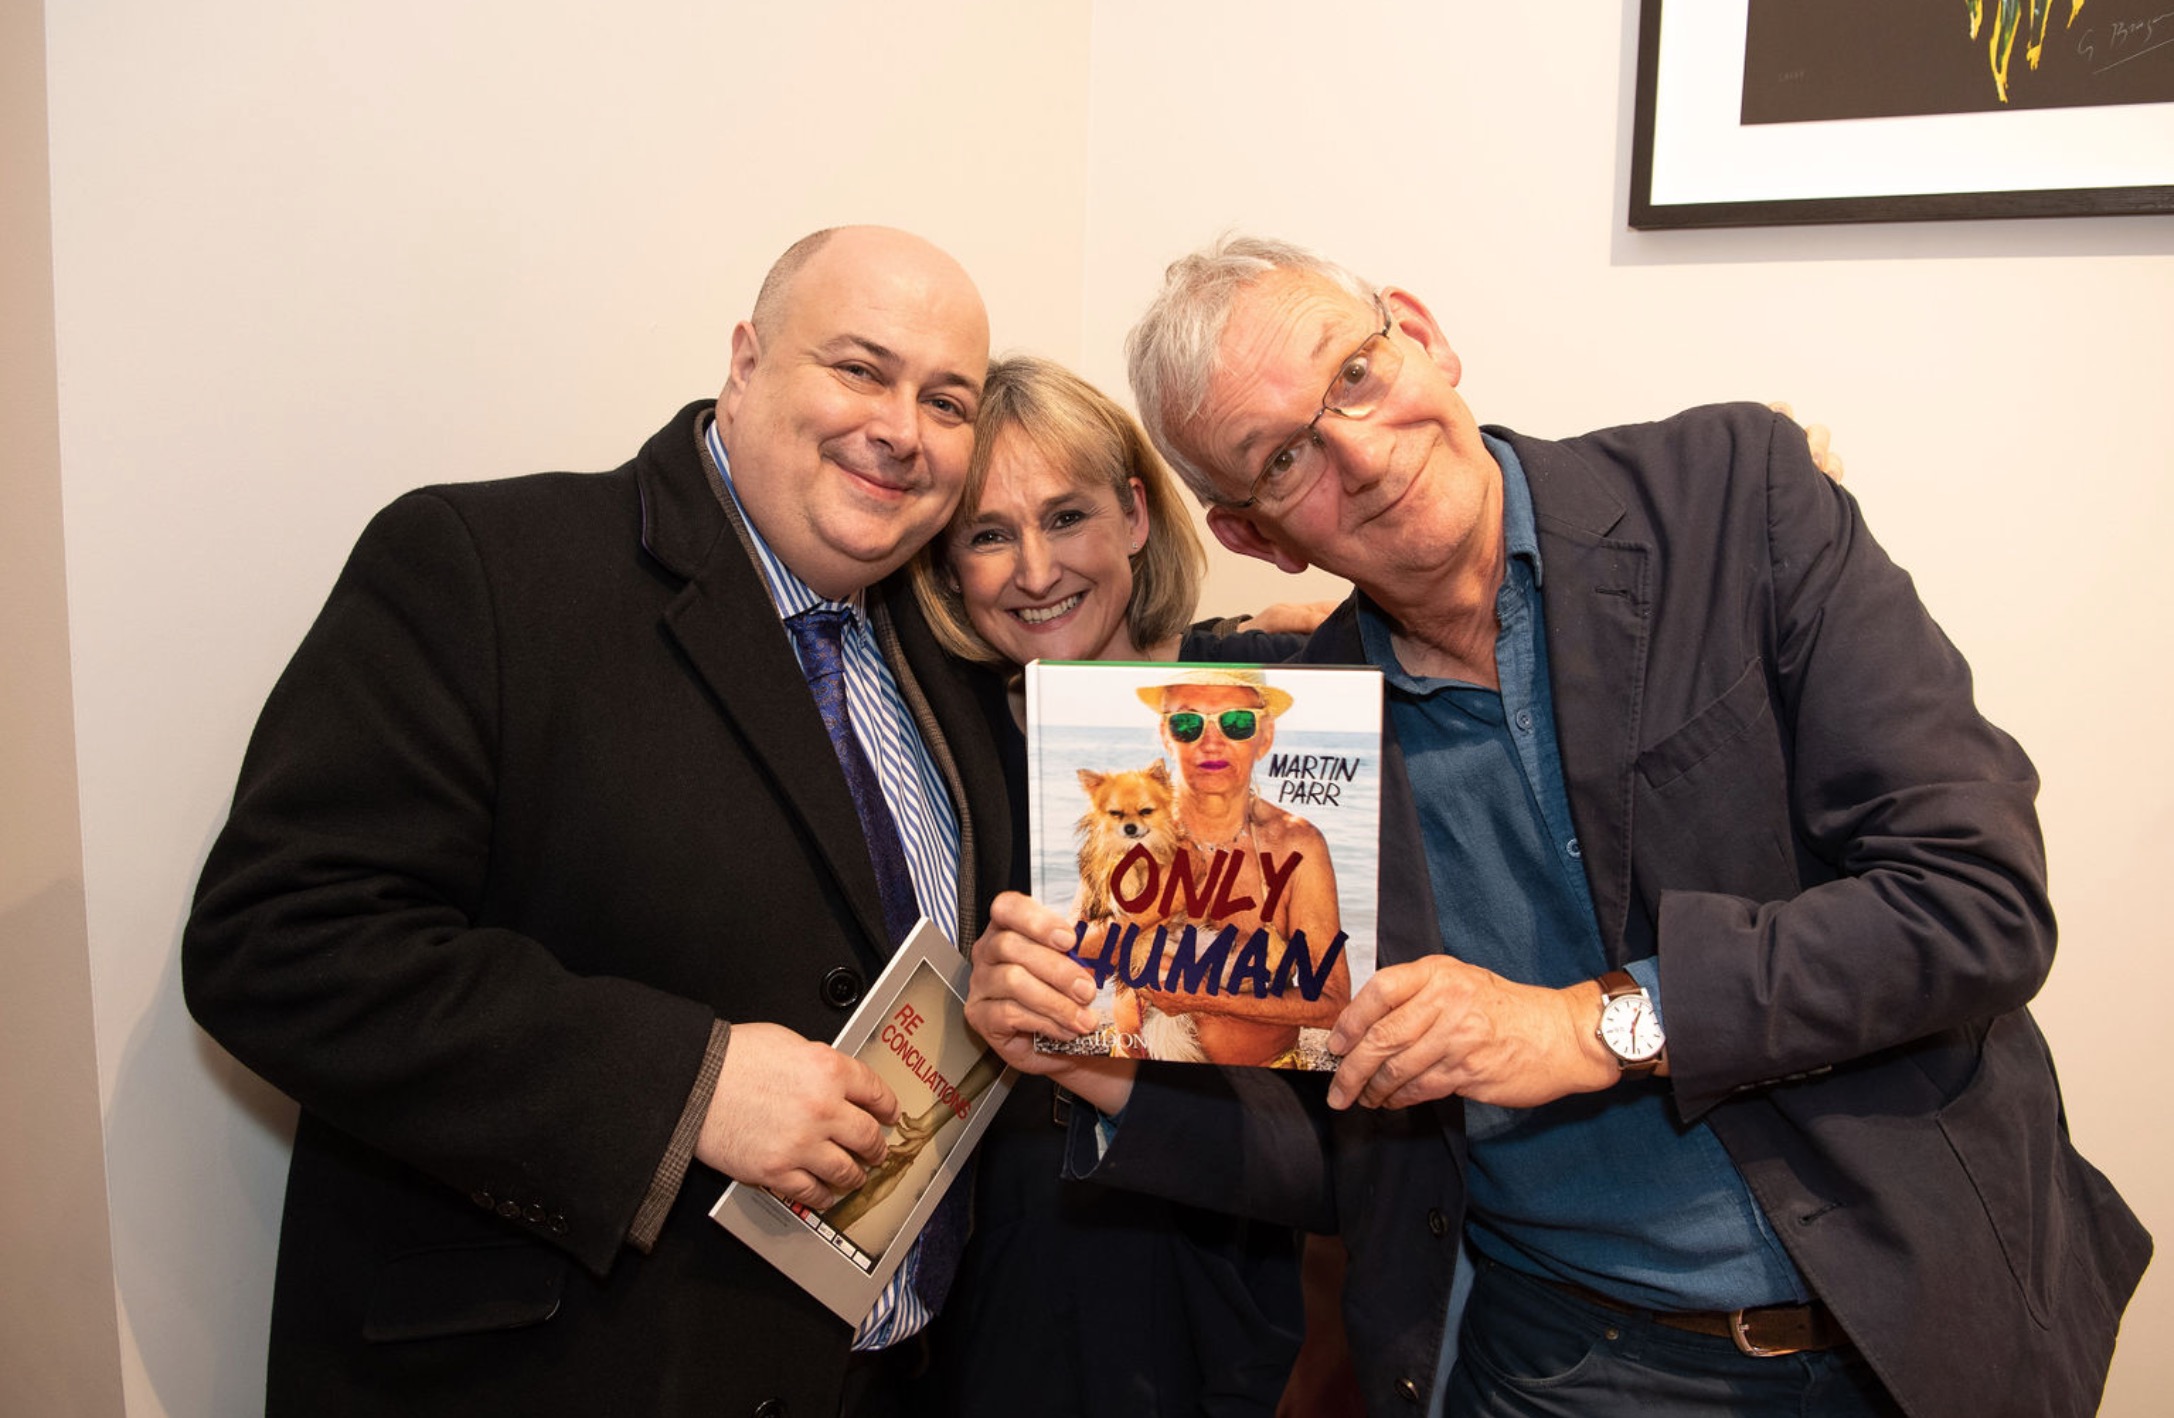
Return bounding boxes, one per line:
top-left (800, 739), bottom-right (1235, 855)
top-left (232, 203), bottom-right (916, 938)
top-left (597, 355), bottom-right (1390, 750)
top-left (636, 407), bottom-right (895, 962)
top-left (1507, 429), bottom-right (1651, 963)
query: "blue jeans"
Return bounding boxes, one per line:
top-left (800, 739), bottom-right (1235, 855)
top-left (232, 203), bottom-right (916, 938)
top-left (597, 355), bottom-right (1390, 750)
top-left (1446, 1262), bottom-right (1902, 1418)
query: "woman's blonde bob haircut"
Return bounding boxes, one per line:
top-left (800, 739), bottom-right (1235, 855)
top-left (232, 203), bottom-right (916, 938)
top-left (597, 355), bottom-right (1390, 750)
top-left (911, 354), bottom-right (1206, 667)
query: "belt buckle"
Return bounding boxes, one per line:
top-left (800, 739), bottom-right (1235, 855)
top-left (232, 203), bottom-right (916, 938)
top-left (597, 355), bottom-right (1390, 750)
top-left (1728, 1308), bottom-right (1803, 1359)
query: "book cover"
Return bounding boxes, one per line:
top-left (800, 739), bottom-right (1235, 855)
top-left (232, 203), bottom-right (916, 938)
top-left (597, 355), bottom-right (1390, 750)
top-left (710, 918), bottom-right (1012, 1326)
top-left (1027, 660), bottom-right (1383, 1069)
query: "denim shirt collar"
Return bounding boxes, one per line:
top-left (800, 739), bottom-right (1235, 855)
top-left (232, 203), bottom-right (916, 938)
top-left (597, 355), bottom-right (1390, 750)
top-left (1356, 431), bottom-right (1540, 687)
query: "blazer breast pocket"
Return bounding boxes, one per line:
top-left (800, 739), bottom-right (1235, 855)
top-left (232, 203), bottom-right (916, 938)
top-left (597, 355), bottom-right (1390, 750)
top-left (1632, 660), bottom-right (1795, 898)
top-left (362, 1239), bottom-right (566, 1344)
top-left (1638, 659), bottom-right (1777, 794)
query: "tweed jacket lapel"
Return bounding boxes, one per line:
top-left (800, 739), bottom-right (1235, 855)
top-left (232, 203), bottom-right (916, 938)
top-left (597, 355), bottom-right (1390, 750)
top-left (872, 581), bottom-right (1006, 951)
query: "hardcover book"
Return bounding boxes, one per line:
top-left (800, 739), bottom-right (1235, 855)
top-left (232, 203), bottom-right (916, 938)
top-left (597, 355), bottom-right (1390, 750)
top-left (710, 918), bottom-right (1012, 1325)
top-left (1026, 660), bottom-right (1383, 1070)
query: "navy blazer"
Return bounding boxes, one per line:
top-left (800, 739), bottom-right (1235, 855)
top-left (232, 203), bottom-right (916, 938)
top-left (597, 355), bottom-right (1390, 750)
top-left (184, 401), bottom-right (1013, 1416)
top-left (1076, 404), bottom-right (2148, 1418)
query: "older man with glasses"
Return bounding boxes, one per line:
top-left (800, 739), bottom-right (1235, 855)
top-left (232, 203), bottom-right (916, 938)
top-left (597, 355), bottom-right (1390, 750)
top-left (966, 236), bottom-right (2147, 1418)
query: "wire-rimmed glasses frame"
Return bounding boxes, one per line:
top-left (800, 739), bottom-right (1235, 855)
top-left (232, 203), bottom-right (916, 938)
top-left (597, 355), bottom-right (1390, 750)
top-left (1212, 292), bottom-right (1400, 512)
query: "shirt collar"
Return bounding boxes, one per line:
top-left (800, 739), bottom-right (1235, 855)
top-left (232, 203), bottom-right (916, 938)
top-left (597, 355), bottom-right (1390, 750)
top-left (1356, 432), bottom-right (1542, 687)
top-left (704, 418), bottom-right (865, 626)
top-left (1485, 431), bottom-right (1542, 580)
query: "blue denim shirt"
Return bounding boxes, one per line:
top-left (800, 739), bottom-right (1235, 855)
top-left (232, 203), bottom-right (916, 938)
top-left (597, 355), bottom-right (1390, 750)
top-left (1358, 434), bottom-right (1805, 1316)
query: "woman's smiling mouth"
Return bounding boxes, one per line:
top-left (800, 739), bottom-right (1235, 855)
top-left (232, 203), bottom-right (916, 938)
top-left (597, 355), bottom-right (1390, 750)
top-left (1013, 593), bottom-right (1084, 625)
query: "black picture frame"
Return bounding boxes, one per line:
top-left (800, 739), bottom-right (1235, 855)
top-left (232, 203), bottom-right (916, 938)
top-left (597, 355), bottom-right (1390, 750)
top-left (1629, 0), bottom-right (2174, 229)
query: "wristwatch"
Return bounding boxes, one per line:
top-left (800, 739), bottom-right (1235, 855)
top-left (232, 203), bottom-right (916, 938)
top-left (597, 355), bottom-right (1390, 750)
top-left (1595, 969), bottom-right (1666, 1075)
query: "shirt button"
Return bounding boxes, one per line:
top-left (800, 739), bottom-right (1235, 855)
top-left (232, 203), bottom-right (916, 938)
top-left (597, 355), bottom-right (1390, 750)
top-left (821, 966), bottom-right (864, 1008)
top-left (1566, 837), bottom-right (1582, 859)
top-left (1514, 708), bottom-right (1534, 733)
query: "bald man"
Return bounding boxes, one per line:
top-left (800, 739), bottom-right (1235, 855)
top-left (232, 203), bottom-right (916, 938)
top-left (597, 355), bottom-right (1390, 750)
top-left (185, 227), bottom-right (1013, 1417)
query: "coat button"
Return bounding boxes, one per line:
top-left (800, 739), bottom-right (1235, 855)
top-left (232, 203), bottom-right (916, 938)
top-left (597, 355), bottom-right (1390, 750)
top-left (524, 1203), bottom-right (547, 1225)
top-left (496, 1199), bottom-right (522, 1219)
top-left (1395, 1376), bottom-right (1422, 1404)
top-left (1426, 1207), bottom-right (1449, 1237)
top-left (549, 1213), bottom-right (569, 1235)
top-left (753, 1401), bottom-right (787, 1418)
top-left (471, 1190), bottom-right (494, 1210)
top-left (821, 966), bottom-right (864, 1009)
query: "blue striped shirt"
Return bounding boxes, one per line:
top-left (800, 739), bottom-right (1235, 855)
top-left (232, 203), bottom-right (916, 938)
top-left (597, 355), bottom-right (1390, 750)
top-left (704, 419), bottom-right (962, 1349)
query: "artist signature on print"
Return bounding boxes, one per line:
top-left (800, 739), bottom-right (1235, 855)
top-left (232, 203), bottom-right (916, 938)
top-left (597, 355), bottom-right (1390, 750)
top-left (2077, 8), bottom-right (2174, 71)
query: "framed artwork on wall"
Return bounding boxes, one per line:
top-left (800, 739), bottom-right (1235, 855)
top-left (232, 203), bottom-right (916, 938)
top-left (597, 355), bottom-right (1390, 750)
top-left (1630, 0), bottom-right (2174, 228)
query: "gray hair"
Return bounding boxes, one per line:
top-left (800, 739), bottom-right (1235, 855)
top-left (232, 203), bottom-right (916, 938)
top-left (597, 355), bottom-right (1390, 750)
top-left (1124, 234), bottom-right (1374, 502)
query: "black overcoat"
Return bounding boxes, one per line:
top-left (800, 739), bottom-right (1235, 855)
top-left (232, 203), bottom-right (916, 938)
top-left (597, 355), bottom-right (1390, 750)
top-left (184, 400), bottom-right (1012, 1416)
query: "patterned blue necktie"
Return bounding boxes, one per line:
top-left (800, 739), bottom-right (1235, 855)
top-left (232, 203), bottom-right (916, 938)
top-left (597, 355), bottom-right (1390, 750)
top-left (785, 605), bottom-right (971, 1323)
top-left (786, 607), bottom-right (919, 948)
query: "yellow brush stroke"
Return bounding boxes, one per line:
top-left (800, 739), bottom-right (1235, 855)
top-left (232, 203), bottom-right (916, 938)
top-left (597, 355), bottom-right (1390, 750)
top-left (1968, 0), bottom-right (2085, 102)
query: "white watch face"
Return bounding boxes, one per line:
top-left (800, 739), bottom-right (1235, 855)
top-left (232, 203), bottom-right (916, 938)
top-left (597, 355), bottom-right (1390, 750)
top-left (1600, 993), bottom-right (1665, 1063)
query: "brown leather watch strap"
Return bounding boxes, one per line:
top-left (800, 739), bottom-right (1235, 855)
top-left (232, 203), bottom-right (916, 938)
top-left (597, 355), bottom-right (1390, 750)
top-left (1596, 969), bottom-right (1665, 1075)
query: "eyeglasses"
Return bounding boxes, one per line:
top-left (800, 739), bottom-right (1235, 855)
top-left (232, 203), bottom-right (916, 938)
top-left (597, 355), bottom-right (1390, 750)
top-left (1214, 293), bottom-right (1402, 512)
top-left (1165, 708), bottom-right (1260, 743)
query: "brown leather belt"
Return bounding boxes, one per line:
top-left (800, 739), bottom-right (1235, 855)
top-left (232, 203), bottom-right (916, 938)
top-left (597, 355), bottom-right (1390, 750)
top-left (1540, 1275), bottom-right (1850, 1358)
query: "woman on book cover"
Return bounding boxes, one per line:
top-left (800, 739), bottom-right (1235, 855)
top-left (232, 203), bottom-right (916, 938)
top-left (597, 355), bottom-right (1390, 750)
top-left (907, 355), bottom-right (1358, 1416)
top-left (1102, 667), bottom-right (1351, 1069)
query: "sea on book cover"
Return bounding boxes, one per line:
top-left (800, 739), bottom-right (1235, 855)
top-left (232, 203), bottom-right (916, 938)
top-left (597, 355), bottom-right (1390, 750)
top-left (1026, 660), bottom-right (1382, 1070)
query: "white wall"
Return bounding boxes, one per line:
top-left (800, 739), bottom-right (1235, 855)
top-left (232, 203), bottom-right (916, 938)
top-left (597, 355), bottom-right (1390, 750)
top-left (1, 0), bottom-right (127, 1410)
top-left (17, 1), bottom-right (2170, 1413)
top-left (1080, 4), bottom-right (2174, 1414)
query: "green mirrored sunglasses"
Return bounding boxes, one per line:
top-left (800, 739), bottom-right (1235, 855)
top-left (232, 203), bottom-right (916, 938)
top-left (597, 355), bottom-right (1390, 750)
top-left (1165, 708), bottom-right (1260, 743)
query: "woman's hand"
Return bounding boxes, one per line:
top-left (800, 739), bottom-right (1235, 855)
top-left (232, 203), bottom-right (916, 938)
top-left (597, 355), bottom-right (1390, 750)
top-left (966, 891), bottom-right (1138, 1114)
